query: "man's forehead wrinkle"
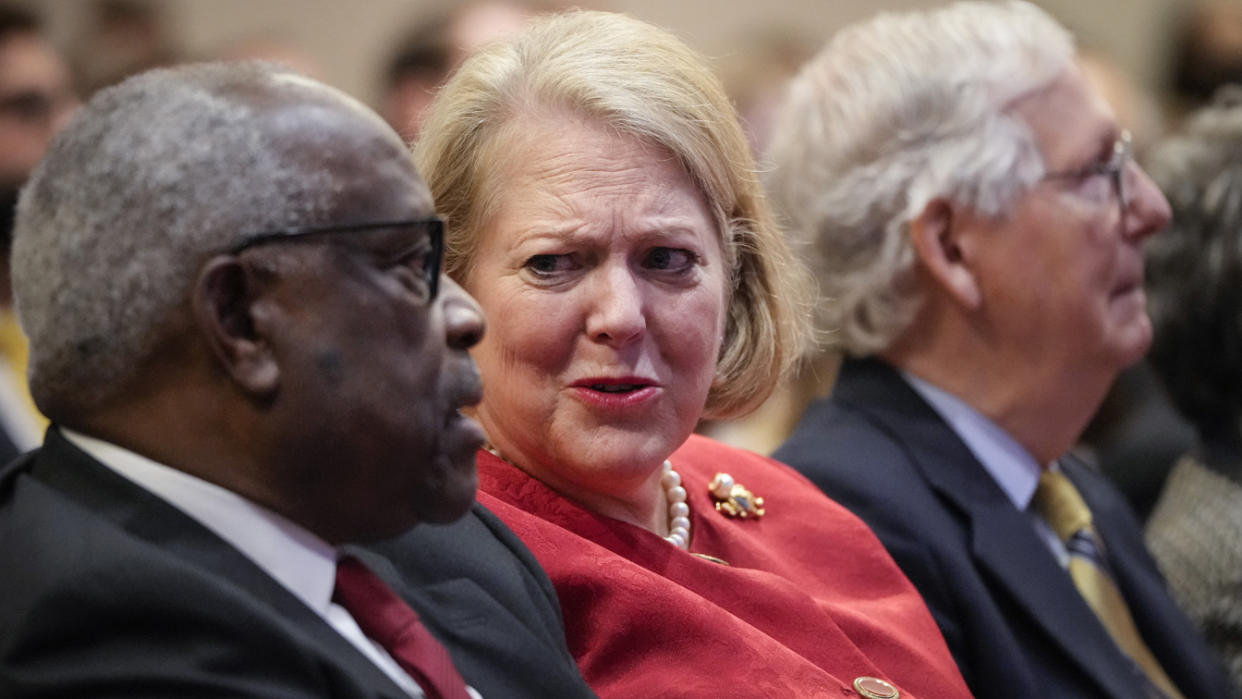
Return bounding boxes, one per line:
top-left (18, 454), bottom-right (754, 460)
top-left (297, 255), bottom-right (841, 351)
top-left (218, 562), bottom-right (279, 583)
top-left (270, 72), bottom-right (389, 127)
top-left (226, 74), bottom-right (411, 169)
top-left (249, 99), bottom-right (432, 220)
top-left (1010, 72), bottom-right (1116, 170)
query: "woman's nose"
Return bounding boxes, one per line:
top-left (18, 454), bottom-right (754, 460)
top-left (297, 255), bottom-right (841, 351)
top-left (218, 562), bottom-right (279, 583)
top-left (584, 264), bottom-right (646, 347)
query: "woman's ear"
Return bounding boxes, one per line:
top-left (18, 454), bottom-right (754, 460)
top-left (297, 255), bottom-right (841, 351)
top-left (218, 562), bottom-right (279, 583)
top-left (192, 256), bottom-right (280, 397)
top-left (909, 198), bottom-right (982, 310)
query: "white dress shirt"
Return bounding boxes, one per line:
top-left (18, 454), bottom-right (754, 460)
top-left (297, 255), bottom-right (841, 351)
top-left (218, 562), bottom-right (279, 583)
top-left (900, 372), bottom-right (1070, 567)
top-left (60, 428), bottom-right (430, 698)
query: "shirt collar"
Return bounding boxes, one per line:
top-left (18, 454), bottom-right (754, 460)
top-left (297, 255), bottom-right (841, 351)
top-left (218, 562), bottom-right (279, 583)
top-left (900, 371), bottom-right (1047, 509)
top-left (61, 428), bottom-right (339, 618)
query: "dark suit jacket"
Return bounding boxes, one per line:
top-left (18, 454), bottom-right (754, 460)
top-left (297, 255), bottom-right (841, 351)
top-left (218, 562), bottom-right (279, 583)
top-left (0, 426), bottom-right (19, 470)
top-left (0, 428), bottom-right (595, 698)
top-left (774, 358), bottom-right (1233, 699)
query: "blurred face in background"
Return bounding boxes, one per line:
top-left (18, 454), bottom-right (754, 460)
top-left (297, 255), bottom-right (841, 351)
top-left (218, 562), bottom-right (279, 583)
top-left (0, 31), bottom-right (77, 188)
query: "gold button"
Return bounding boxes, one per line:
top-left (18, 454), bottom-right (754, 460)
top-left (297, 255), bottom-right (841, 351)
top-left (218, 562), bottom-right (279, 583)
top-left (853, 676), bottom-right (899, 699)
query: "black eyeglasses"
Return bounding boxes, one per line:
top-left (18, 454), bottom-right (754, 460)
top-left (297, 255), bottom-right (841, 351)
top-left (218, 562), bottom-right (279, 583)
top-left (228, 217), bottom-right (444, 303)
top-left (1042, 129), bottom-right (1132, 216)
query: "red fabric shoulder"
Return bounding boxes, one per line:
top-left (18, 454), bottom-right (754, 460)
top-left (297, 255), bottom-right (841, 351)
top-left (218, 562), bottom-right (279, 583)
top-left (475, 441), bottom-right (970, 699)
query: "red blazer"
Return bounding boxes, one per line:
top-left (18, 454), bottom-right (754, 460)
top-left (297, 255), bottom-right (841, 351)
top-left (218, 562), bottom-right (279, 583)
top-left (478, 434), bottom-right (971, 698)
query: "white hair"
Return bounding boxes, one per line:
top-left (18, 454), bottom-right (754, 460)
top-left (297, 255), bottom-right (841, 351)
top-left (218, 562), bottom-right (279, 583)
top-left (767, 0), bottom-right (1075, 356)
top-left (12, 61), bottom-right (372, 416)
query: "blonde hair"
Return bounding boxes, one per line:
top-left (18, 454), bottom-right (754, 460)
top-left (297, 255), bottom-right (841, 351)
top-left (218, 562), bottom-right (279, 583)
top-left (415, 9), bottom-right (813, 418)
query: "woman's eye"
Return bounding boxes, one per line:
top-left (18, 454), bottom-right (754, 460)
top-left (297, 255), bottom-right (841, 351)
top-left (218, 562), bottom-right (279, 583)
top-left (524, 253), bottom-right (576, 276)
top-left (644, 247), bottom-right (697, 273)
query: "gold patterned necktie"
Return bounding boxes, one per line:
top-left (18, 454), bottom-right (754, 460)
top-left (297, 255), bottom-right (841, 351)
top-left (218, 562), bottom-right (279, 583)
top-left (1034, 469), bottom-right (1185, 699)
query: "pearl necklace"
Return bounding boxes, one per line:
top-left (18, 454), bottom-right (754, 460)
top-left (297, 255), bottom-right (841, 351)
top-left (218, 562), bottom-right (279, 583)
top-left (662, 460), bottom-right (691, 549)
top-left (487, 446), bottom-right (691, 549)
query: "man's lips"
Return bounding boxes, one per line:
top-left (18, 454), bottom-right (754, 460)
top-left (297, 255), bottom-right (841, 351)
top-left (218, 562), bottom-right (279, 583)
top-left (1111, 252), bottom-right (1146, 298)
top-left (444, 378), bottom-right (486, 447)
top-left (1111, 273), bottom-right (1144, 298)
top-left (452, 370), bottom-right (484, 410)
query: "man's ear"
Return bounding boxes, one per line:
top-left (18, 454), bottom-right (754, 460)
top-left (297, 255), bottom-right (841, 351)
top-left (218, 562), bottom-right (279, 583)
top-left (192, 256), bottom-right (280, 396)
top-left (909, 198), bottom-right (982, 310)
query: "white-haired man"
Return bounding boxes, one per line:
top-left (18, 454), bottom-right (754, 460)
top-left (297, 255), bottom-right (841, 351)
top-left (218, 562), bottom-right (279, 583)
top-left (770, 2), bottom-right (1232, 698)
top-left (0, 61), bottom-right (593, 698)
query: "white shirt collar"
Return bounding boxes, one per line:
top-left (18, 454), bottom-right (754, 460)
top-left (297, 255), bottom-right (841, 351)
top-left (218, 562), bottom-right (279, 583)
top-left (60, 428), bottom-right (338, 618)
top-left (900, 371), bottom-right (1046, 509)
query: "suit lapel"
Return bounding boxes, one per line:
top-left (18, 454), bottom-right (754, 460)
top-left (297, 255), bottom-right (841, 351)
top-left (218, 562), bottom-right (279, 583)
top-left (833, 360), bottom-right (1143, 699)
top-left (28, 429), bottom-right (410, 698)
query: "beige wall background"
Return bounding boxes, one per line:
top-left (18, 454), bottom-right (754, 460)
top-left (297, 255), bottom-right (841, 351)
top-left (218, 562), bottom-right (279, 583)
top-left (22, 0), bottom-right (1195, 113)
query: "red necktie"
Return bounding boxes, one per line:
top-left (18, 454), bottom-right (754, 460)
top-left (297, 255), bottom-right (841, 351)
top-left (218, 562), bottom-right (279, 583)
top-left (333, 555), bottom-right (471, 699)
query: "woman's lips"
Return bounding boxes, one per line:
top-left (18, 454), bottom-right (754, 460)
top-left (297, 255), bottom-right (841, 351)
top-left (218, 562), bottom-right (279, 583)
top-left (569, 377), bottom-right (659, 409)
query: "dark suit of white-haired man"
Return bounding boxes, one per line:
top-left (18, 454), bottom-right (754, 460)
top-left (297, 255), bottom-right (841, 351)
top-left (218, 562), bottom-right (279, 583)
top-left (769, 2), bottom-right (1233, 698)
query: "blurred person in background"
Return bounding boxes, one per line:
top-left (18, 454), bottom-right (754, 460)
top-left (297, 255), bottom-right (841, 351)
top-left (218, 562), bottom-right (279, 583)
top-left (0, 3), bottom-right (75, 462)
top-left (214, 33), bottom-right (324, 81)
top-left (415, 9), bottom-right (973, 698)
top-left (696, 27), bottom-right (836, 457)
top-left (718, 28), bottom-right (818, 159)
top-left (1170, 1), bottom-right (1242, 123)
top-left (1142, 86), bottom-right (1242, 695)
top-left (769, 2), bottom-right (1232, 697)
top-left (379, 0), bottom-right (542, 143)
top-left (71, 0), bottom-right (179, 97)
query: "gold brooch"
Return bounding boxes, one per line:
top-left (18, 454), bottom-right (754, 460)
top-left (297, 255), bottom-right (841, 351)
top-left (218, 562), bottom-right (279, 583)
top-left (709, 473), bottom-right (765, 519)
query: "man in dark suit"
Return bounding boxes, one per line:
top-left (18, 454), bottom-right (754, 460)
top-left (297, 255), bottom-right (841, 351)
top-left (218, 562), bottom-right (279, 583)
top-left (767, 2), bottom-right (1233, 698)
top-left (0, 61), bottom-right (593, 698)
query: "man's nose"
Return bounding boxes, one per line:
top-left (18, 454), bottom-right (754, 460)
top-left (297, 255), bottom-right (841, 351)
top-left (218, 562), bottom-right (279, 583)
top-left (440, 276), bottom-right (485, 351)
top-left (1123, 163), bottom-right (1171, 242)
